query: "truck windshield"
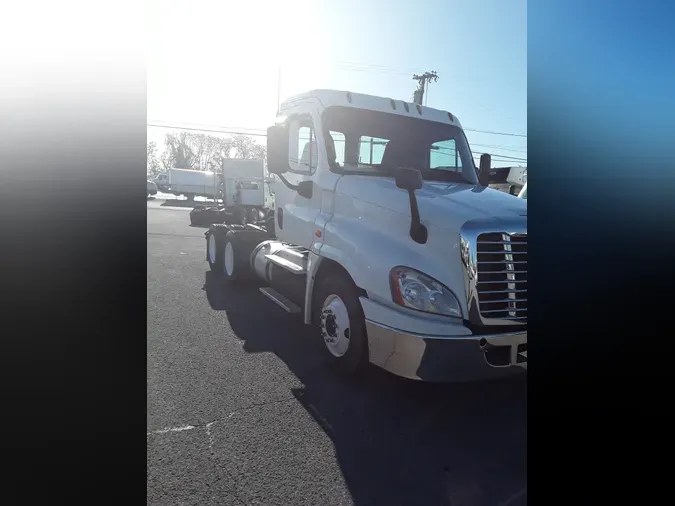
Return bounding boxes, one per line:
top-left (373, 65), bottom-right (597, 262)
top-left (322, 106), bottom-right (478, 184)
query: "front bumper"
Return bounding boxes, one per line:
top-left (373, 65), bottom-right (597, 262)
top-left (362, 299), bottom-right (527, 382)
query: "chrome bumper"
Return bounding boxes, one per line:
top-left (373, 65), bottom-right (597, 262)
top-left (365, 320), bottom-right (527, 382)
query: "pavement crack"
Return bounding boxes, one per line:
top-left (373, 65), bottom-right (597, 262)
top-left (205, 421), bottom-right (216, 453)
top-left (147, 396), bottom-right (298, 439)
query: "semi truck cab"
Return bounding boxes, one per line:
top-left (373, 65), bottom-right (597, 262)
top-left (206, 89), bottom-right (527, 382)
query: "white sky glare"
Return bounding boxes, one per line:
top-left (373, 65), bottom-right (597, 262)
top-left (147, 0), bottom-right (527, 164)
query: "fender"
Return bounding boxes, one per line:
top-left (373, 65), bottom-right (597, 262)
top-left (305, 213), bottom-right (468, 324)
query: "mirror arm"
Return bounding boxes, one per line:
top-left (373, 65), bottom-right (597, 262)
top-left (406, 190), bottom-right (428, 244)
top-left (277, 174), bottom-right (313, 199)
top-left (277, 173), bottom-right (300, 192)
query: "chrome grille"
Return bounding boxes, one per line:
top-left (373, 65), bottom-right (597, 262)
top-left (476, 233), bottom-right (527, 322)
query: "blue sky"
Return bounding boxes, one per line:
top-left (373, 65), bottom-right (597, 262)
top-left (147, 0), bottom-right (527, 166)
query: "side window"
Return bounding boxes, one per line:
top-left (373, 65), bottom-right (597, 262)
top-left (430, 139), bottom-right (462, 171)
top-left (358, 136), bottom-right (389, 167)
top-left (289, 116), bottom-right (317, 173)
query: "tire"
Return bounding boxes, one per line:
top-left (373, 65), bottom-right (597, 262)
top-left (206, 225), bottom-right (229, 275)
top-left (221, 230), bottom-right (264, 283)
top-left (312, 271), bottom-right (369, 377)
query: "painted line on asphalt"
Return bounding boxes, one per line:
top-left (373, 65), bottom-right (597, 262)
top-left (147, 424), bottom-right (196, 436)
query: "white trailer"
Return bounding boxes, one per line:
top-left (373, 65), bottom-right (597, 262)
top-left (203, 89), bottom-right (527, 382)
top-left (156, 168), bottom-right (220, 200)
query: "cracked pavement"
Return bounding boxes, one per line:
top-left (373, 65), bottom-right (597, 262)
top-left (147, 198), bottom-right (527, 506)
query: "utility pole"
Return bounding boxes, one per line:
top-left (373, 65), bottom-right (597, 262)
top-left (412, 71), bottom-right (438, 105)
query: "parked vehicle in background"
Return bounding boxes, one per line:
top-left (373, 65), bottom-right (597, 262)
top-left (154, 172), bottom-right (169, 192)
top-left (488, 166), bottom-right (527, 196)
top-left (154, 168), bottom-right (220, 201)
top-left (189, 158), bottom-right (274, 227)
top-left (203, 89), bottom-right (527, 382)
top-left (147, 180), bottom-right (157, 198)
top-left (220, 158), bottom-right (273, 220)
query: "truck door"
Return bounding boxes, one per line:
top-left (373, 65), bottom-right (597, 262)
top-left (274, 111), bottom-right (324, 249)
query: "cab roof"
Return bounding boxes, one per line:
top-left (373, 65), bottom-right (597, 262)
top-left (279, 89), bottom-right (463, 129)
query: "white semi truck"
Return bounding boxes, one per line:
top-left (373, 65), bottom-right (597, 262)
top-left (205, 89), bottom-right (527, 382)
top-left (189, 158), bottom-right (274, 226)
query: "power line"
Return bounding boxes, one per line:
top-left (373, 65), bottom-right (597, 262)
top-left (148, 121), bottom-right (266, 133)
top-left (332, 60), bottom-right (426, 75)
top-left (464, 127), bottom-right (526, 138)
top-left (471, 143), bottom-right (527, 154)
top-left (474, 152), bottom-right (527, 162)
top-left (147, 123), bottom-right (526, 163)
top-left (147, 123), bottom-right (268, 137)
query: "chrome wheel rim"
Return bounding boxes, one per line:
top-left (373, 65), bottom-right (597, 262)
top-left (320, 294), bottom-right (350, 357)
top-left (225, 242), bottom-right (234, 276)
top-left (208, 234), bottom-right (216, 265)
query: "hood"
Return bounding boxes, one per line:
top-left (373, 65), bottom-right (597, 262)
top-left (335, 176), bottom-right (527, 232)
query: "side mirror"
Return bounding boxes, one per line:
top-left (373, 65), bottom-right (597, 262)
top-left (395, 167), bottom-right (423, 191)
top-left (478, 153), bottom-right (491, 186)
top-left (266, 125), bottom-right (289, 175)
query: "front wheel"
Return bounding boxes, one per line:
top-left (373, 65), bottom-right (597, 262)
top-left (313, 272), bottom-right (369, 377)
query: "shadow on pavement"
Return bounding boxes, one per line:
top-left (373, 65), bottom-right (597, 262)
top-left (203, 271), bottom-right (527, 506)
top-left (160, 199), bottom-right (200, 208)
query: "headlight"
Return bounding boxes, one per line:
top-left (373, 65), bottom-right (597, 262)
top-left (389, 266), bottom-right (462, 318)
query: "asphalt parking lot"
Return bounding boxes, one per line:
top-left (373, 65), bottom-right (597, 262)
top-left (147, 197), bottom-right (527, 506)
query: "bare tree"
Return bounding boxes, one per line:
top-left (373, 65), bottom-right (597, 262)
top-left (250, 143), bottom-right (267, 161)
top-left (163, 132), bottom-right (198, 169)
top-left (229, 135), bottom-right (254, 159)
top-left (160, 132), bottom-right (266, 170)
top-left (147, 141), bottom-right (162, 176)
